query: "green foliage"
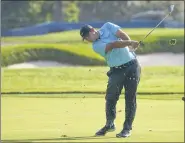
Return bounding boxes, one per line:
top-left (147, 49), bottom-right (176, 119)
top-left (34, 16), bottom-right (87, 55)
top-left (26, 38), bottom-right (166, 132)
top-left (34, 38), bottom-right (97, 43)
top-left (2, 1), bottom-right (184, 30)
top-left (2, 1), bottom-right (55, 29)
top-left (1, 1), bottom-right (31, 29)
top-left (64, 1), bottom-right (80, 22)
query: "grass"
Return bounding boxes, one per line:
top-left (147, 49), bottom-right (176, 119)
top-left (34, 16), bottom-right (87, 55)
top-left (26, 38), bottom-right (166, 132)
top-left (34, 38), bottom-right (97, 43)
top-left (2, 94), bottom-right (183, 100)
top-left (2, 28), bottom-right (184, 44)
top-left (1, 95), bottom-right (184, 142)
top-left (2, 66), bottom-right (184, 93)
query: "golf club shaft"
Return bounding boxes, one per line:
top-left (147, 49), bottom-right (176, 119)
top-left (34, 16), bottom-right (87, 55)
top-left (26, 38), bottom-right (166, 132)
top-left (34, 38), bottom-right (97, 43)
top-left (139, 12), bottom-right (171, 44)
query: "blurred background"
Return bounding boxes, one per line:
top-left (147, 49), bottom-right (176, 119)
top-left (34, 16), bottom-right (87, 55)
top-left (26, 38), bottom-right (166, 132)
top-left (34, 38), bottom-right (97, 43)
top-left (1, 1), bottom-right (184, 36)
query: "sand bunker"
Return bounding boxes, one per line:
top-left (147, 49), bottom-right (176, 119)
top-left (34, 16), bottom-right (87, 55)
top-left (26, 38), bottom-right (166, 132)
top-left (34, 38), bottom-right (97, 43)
top-left (7, 53), bottom-right (184, 69)
top-left (137, 53), bottom-right (184, 66)
top-left (7, 61), bottom-right (74, 69)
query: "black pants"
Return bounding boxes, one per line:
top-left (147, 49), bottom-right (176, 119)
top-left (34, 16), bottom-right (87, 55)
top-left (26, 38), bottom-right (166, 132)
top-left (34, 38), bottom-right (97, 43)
top-left (105, 59), bottom-right (141, 131)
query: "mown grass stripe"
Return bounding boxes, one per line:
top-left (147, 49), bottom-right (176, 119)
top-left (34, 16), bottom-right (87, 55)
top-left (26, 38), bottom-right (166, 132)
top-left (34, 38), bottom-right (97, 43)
top-left (1, 91), bottom-right (184, 95)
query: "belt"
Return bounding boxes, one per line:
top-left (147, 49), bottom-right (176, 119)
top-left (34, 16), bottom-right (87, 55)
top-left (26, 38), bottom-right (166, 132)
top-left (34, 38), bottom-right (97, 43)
top-left (111, 59), bottom-right (137, 70)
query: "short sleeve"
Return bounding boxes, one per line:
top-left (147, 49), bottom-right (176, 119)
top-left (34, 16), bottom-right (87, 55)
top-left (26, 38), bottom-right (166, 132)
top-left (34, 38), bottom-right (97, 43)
top-left (105, 22), bottom-right (121, 35)
top-left (93, 42), bottom-right (107, 57)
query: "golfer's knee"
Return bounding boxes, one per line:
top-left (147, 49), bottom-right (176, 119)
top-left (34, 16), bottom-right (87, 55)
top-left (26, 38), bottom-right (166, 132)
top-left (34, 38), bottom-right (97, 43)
top-left (125, 92), bottom-right (137, 102)
top-left (105, 93), bottom-right (119, 101)
top-left (106, 99), bottom-right (117, 115)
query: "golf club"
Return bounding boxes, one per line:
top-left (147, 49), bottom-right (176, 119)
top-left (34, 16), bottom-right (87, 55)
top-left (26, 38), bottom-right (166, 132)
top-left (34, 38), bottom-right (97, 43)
top-left (131, 5), bottom-right (175, 52)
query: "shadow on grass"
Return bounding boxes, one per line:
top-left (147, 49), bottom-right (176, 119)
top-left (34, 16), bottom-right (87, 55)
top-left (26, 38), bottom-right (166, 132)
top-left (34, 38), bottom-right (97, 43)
top-left (2, 135), bottom-right (116, 142)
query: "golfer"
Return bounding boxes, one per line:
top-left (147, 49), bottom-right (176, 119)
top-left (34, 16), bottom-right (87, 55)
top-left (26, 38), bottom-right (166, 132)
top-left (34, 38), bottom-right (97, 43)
top-left (80, 22), bottom-right (141, 138)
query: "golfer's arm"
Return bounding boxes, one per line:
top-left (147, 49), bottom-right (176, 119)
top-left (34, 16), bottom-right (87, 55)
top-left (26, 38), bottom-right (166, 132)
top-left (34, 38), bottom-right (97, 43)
top-left (105, 40), bottom-right (132, 53)
top-left (105, 29), bottom-right (133, 53)
top-left (116, 29), bottom-right (131, 40)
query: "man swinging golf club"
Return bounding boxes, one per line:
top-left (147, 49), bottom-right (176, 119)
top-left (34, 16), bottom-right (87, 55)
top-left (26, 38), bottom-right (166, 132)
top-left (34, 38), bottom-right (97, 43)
top-left (80, 22), bottom-right (141, 138)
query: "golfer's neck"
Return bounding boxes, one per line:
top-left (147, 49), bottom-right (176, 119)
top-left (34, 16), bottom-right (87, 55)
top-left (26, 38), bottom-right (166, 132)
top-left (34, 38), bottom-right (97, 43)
top-left (96, 31), bottom-right (100, 40)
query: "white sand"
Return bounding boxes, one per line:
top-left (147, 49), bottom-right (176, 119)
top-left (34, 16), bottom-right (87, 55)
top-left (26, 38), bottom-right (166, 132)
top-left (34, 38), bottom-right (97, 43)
top-left (137, 53), bottom-right (184, 66)
top-left (7, 53), bottom-right (184, 69)
top-left (7, 61), bottom-right (75, 69)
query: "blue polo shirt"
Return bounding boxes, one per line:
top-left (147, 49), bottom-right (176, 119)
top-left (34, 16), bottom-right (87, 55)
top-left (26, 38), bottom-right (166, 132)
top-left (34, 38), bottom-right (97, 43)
top-left (92, 22), bottom-right (136, 67)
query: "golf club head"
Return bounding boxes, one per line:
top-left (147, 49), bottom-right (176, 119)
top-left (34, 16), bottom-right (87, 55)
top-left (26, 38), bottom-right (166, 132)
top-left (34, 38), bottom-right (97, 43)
top-left (169, 5), bottom-right (175, 14)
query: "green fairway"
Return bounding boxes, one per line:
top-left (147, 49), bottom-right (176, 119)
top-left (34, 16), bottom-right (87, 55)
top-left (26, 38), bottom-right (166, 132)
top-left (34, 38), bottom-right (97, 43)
top-left (2, 66), bottom-right (184, 93)
top-left (1, 95), bottom-right (184, 142)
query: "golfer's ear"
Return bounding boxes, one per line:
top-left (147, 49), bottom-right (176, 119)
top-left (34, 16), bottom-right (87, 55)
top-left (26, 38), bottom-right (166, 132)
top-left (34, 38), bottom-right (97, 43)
top-left (116, 29), bottom-right (131, 40)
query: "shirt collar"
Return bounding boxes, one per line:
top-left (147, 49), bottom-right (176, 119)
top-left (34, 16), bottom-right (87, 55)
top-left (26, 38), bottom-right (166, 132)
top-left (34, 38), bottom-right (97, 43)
top-left (96, 30), bottom-right (103, 41)
top-left (98, 30), bottom-right (104, 37)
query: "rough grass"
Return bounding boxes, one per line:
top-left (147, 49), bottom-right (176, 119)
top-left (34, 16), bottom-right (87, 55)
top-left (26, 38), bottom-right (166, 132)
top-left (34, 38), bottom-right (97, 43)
top-left (2, 66), bottom-right (184, 93)
top-left (1, 43), bottom-right (105, 67)
top-left (1, 96), bottom-right (184, 142)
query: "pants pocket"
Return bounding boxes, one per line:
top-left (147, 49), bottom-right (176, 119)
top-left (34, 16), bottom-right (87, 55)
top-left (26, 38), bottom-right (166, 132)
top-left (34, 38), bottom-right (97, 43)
top-left (107, 70), bottom-right (112, 77)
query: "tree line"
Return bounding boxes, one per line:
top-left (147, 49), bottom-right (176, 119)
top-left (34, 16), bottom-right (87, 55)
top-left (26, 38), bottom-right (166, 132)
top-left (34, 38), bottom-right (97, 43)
top-left (2, 1), bottom-right (184, 30)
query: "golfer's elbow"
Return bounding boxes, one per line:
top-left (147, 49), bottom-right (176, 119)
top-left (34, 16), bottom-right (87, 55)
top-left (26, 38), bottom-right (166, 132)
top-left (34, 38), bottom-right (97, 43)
top-left (105, 43), bottom-right (113, 54)
top-left (116, 29), bottom-right (131, 40)
top-left (105, 41), bottom-right (132, 53)
top-left (105, 42), bottom-right (123, 53)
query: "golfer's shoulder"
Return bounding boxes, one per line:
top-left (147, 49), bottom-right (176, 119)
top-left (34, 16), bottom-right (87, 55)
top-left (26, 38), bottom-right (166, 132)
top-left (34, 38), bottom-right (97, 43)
top-left (92, 42), bottom-right (98, 53)
top-left (98, 22), bottom-right (114, 35)
top-left (92, 41), bottom-right (106, 57)
top-left (101, 22), bottom-right (114, 29)
top-left (92, 41), bottom-right (99, 49)
top-left (92, 41), bottom-right (104, 51)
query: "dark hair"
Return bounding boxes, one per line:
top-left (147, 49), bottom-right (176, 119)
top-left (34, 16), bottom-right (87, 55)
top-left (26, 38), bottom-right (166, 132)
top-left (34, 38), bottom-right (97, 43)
top-left (80, 25), bottom-right (93, 40)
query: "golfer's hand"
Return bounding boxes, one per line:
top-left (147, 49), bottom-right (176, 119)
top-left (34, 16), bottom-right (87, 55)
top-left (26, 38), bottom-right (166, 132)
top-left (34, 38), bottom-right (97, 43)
top-left (129, 40), bottom-right (140, 51)
top-left (130, 41), bottom-right (140, 49)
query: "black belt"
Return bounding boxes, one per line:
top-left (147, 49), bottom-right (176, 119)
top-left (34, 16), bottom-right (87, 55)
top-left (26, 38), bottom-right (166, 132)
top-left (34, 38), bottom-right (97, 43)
top-left (111, 59), bottom-right (137, 70)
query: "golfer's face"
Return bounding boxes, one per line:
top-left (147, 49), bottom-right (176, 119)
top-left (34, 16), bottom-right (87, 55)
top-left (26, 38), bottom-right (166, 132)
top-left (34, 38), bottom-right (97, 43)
top-left (84, 30), bottom-right (97, 42)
